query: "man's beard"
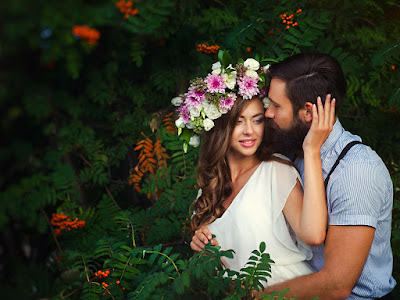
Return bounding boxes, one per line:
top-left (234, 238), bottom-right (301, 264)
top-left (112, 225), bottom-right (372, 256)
top-left (266, 117), bottom-right (310, 158)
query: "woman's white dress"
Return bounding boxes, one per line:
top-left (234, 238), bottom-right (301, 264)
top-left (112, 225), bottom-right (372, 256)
top-left (204, 160), bottom-right (313, 286)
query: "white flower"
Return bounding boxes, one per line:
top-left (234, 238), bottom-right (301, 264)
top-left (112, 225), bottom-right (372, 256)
top-left (203, 118), bottom-right (215, 131)
top-left (189, 135), bottom-right (201, 147)
top-left (171, 96), bottom-right (183, 106)
top-left (221, 71), bottom-right (237, 89)
top-left (263, 64), bottom-right (270, 73)
top-left (189, 105), bottom-right (201, 117)
top-left (245, 70), bottom-right (259, 78)
top-left (212, 61), bottom-right (222, 75)
top-left (244, 58), bottom-right (260, 71)
top-left (226, 64), bottom-right (235, 71)
top-left (262, 97), bottom-right (271, 109)
top-left (203, 102), bottom-right (222, 120)
top-left (175, 117), bottom-right (185, 128)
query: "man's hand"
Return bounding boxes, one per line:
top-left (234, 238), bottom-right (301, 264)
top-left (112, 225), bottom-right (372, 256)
top-left (190, 225), bottom-right (219, 252)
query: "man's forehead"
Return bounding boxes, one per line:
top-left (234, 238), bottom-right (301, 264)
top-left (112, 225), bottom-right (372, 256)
top-left (268, 86), bottom-right (290, 104)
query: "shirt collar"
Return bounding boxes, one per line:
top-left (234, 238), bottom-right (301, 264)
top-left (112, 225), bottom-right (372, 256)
top-left (320, 118), bottom-right (343, 156)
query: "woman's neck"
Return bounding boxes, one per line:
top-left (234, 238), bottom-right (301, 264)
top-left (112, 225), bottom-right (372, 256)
top-left (226, 153), bottom-right (261, 183)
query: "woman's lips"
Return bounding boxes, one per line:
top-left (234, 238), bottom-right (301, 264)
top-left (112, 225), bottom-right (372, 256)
top-left (239, 139), bottom-right (256, 148)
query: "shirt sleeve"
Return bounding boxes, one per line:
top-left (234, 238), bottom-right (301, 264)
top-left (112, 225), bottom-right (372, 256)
top-left (328, 162), bottom-right (390, 228)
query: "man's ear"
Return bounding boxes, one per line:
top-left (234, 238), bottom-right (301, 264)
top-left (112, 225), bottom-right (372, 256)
top-left (298, 102), bottom-right (314, 123)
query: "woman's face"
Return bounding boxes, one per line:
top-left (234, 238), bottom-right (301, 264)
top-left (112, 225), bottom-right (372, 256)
top-left (229, 98), bottom-right (265, 158)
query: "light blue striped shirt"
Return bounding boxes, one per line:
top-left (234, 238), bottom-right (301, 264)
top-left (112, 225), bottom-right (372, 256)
top-left (295, 119), bottom-right (396, 299)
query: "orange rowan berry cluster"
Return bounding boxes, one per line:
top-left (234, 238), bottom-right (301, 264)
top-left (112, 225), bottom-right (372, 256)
top-left (181, 218), bottom-right (191, 231)
top-left (95, 270), bottom-right (110, 279)
top-left (100, 278), bottom-right (126, 295)
top-left (196, 44), bottom-right (220, 54)
top-left (379, 106), bottom-right (397, 114)
top-left (51, 212), bottom-right (86, 236)
top-left (116, 1), bottom-right (139, 19)
top-left (280, 9), bottom-right (302, 30)
top-left (72, 25), bottom-right (100, 45)
top-left (116, 280), bottom-right (126, 290)
top-left (102, 282), bottom-right (110, 295)
top-left (95, 270), bottom-right (112, 295)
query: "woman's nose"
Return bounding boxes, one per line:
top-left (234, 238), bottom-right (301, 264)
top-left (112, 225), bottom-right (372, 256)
top-left (243, 122), bottom-right (254, 135)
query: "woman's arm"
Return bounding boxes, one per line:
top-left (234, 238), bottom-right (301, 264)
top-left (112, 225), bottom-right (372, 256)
top-left (283, 95), bottom-right (335, 245)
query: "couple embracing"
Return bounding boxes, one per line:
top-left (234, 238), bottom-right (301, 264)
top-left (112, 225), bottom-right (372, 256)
top-left (175, 52), bottom-right (396, 299)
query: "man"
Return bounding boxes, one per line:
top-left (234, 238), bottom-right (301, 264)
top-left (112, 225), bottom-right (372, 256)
top-left (261, 52), bottom-right (396, 299)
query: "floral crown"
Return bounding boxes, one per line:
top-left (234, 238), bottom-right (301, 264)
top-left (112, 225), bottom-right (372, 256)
top-left (172, 50), bottom-right (273, 151)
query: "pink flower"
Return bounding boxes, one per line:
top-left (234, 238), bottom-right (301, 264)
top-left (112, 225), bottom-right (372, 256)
top-left (205, 74), bottom-right (226, 94)
top-left (219, 93), bottom-right (237, 111)
top-left (177, 105), bottom-right (191, 124)
top-left (238, 75), bottom-right (259, 99)
top-left (184, 90), bottom-right (205, 108)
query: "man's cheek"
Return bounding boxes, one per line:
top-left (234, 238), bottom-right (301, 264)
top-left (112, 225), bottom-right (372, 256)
top-left (272, 122), bottom-right (280, 130)
top-left (271, 120), bottom-right (283, 130)
top-left (265, 119), bottom-right (279, 130)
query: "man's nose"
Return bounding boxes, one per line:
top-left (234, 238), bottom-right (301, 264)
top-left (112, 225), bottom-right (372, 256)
top-left (265, 107), bottom-right (274, 119)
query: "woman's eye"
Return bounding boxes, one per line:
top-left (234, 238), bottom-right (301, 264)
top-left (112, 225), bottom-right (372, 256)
top-left (254, 118), bottom-right (264, 124)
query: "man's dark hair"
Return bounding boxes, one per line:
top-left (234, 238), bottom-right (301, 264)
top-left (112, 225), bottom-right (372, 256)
top-left (268, 52), bottom-right (347, 114)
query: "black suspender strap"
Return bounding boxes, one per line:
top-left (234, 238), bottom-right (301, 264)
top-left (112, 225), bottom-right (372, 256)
top-left (324, 141), bottom-right (362, 188)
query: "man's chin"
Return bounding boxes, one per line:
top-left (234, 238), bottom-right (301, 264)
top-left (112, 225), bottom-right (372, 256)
top-left (270, 120), bottom-right (309, 157)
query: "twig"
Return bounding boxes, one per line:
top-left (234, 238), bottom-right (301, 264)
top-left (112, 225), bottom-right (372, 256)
top-left (212, 0), bottom-right (226, 7)
top-left (141, 231), bottom-right (190, 249)
top-left (110, 179), bottom-right (130, 185)
top-left (104, 183), bottom-right (123, 211)
top-left (41, 208), bottom-right (63, 253)
top-left (354, 16), bottom-right (376, 28)
top-left (78, 153), bottom-right (93, 168)
top-left (61, 285), bottom-right (82, 299)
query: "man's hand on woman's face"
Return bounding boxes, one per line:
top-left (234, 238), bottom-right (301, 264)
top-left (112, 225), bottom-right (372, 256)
top-left (190, 226), bottom-right (219, 252)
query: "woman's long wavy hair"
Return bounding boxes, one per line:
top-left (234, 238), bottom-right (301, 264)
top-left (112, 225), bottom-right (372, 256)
top-left (191, 97), bottom-right (291, 232)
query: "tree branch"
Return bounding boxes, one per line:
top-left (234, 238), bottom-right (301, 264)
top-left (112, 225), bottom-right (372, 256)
top-left (41, 208), bottom-right (63, 253)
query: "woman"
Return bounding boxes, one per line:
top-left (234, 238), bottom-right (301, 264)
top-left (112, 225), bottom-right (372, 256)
top-left (174, 56), bottom-right (334, 286)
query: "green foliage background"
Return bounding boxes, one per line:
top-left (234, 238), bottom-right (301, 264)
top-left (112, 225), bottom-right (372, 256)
top-left (0, 0), bottom-right (399, 298)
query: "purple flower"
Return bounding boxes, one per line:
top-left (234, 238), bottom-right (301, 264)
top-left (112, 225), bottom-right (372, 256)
top-left (238, 75), bottom-right (259, 99)
top-left (177, 104), bottom-right (191, 124)
top-left (259, 86), bottom-right (268, 98)
top-left (205, 74), bottom-right (226, 94)
top-left (184, 90), bottom-right (205, 108)
top-left (219, 93), bottom-right (237, 111)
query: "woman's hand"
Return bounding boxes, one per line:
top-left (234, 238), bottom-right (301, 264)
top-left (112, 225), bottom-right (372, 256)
top-left (303, 94), bottom-right (336, 153)
top-left (190, 226), bottom-right (219, 252)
